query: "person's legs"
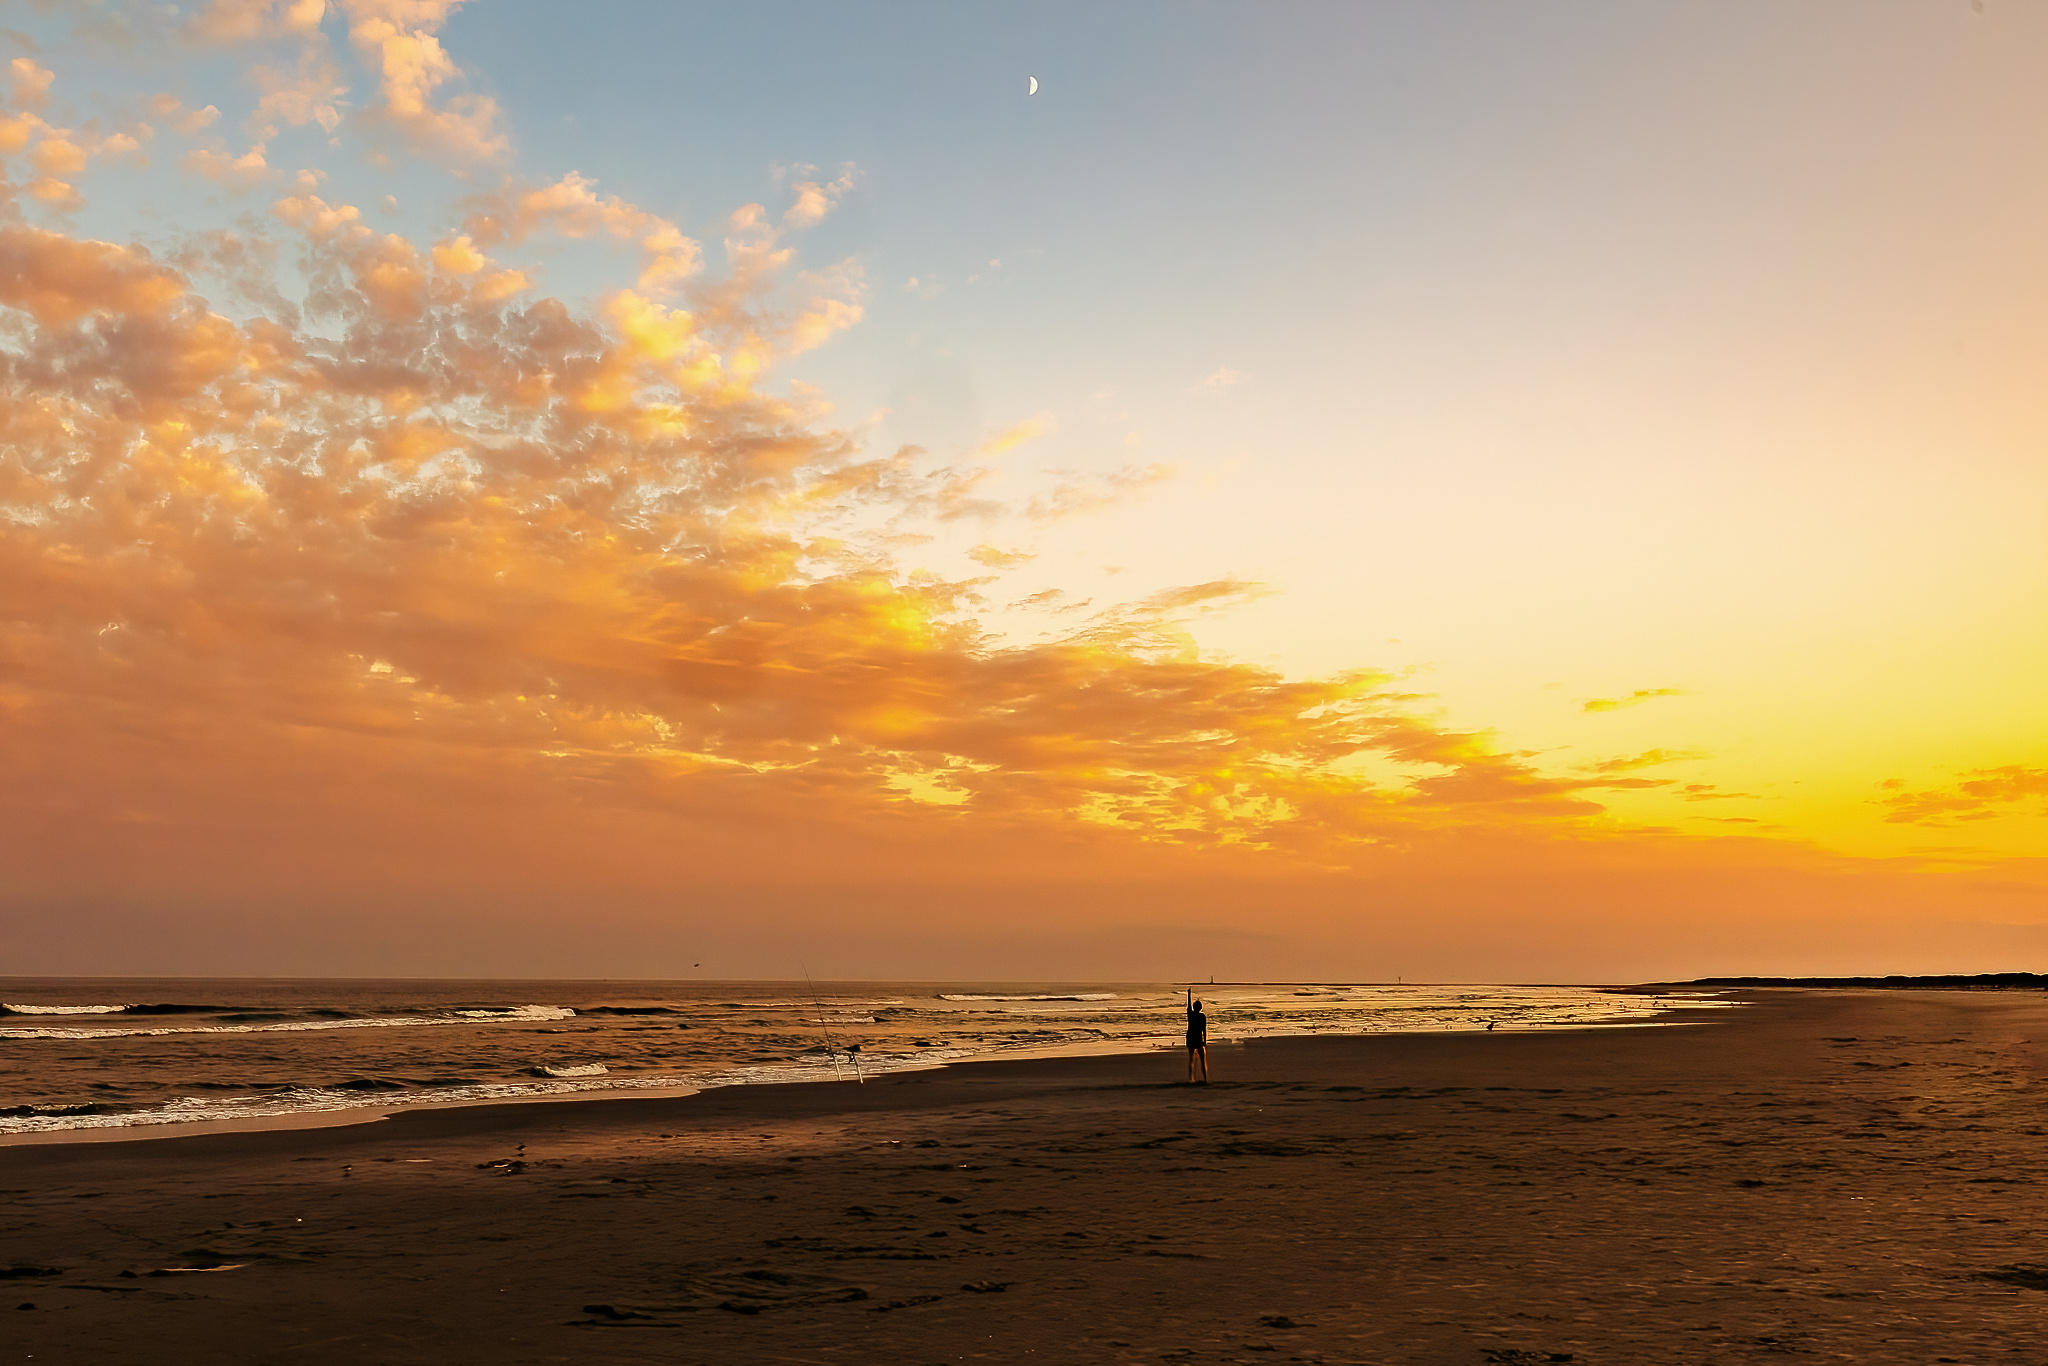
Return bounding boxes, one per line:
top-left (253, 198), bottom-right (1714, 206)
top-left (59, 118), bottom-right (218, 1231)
top-left (1194, 1045), bottom-right (1209, 1083)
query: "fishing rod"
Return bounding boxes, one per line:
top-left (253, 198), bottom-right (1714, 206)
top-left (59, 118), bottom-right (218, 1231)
top-left (800, 961), bottom-right (844, 1082)
top-left (800, 962), bottom-right (861, 1084)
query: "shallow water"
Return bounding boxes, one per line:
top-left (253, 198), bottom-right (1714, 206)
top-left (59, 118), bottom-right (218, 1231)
top-left (0, 978), bottom-right (1730, 1138)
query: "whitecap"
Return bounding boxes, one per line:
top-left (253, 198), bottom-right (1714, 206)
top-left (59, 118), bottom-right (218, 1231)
top-left (453, 1005), bottom-right (577, 1021)
top-left (1, 1003), bottom-right (133, 1015)
top-left (0, 1006), bottom-right (576, 1041)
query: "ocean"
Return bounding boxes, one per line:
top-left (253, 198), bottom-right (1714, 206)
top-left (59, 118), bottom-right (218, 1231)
top-left (0, 978), bottom-right (1729, 1141)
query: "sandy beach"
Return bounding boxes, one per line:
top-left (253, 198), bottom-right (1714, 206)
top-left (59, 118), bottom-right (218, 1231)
top-left (8, 987), bottom-right (2048, 1365)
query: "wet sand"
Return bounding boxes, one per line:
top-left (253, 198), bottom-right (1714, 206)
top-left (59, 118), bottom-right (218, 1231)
top-left (7, 988), bottom-right (2048, 1365)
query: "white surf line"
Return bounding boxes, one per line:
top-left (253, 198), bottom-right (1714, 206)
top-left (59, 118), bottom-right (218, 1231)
top-left (0, 992), bottom-right (1730, 1146)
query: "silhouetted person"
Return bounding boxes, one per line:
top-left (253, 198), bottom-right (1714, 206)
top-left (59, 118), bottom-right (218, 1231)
top-left (1186, 997), bottom-right (1210, 1084)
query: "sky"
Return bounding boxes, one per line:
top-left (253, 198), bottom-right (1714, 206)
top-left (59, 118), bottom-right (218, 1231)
top-left (1, 0), bottom-right (2043, 981)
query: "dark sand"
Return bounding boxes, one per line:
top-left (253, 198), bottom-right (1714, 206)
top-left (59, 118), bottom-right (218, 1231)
top-left (8, 988), bottom-right (2048, 1365)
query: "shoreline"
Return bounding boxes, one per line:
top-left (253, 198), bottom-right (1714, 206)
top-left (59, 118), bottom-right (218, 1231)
top-left (0, 987), bottom-right (1726, 1151)
top-left (0, 991), bottom-right (1753, 1165)
top-left (11, 987), bottom-right (2048, 1365)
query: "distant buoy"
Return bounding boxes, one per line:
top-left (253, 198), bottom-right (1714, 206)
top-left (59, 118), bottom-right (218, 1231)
top-left (1028, 76), bottom-right (1039, 96)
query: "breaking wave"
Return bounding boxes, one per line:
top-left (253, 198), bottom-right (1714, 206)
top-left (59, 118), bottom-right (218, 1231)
top-left (0, 1005), bottom-right (577, 1040)
top-left (0, 1003), bottom-right (227, 1016)
top-left (1, 1004), bottom-right (130, 1015)
top-left (452, 1006), bottom-right (578, 1021)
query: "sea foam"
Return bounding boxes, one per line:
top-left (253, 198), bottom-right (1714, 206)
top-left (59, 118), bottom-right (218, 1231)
top-left (1, 1003), bottom-right (132, 1015)
top-left (0, 1005), bottom-right (577, 1041)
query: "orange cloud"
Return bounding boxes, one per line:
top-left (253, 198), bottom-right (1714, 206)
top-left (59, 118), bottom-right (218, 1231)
top-left (183, 142), bottom-right (274, 190)
top-left (22, 178), bottom-right (81, 211)
top-left (1882, 766), bottom-right (2048, 825)
top-left (1581, 748), bottom-right (1706, 774)
top-left (781, 166), bottom-right (857, 228)
top-left (0, 196), bottom-right (1661, 898)
top-left (8, 57), bottom-right (54, 109)
top-left (0, 113), bottom-right (39, 154)
top-left (0, 225), bottom-right (187, 323)
top-left (0, 93), bottom-right (154, 202)
top-left (185, 0), bottom-right (328, 44)
top-left (247, 43), bottom-right (349, 139)
top-left (272, 190), bottom-right (366, 240)
top-left (967, 544), bottom-right (1036, 570)
top-left (458, 172), bottom-right (702, 294)
top-left (338, 0), bottom-right (504, 164)
top-left (29, 135), bottom-right (86, 177)
top-left (1582, 688), bottom-right (1687, 713)
top-left (148, 95), bottom-right (224, 137)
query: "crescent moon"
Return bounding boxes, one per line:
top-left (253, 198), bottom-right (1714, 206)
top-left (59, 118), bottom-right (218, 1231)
top-left (1028, 76), bottom-right (1038, 96)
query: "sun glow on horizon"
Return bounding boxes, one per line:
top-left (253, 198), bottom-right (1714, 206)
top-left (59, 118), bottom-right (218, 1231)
top-left (0, 0), bottom-right (2042, 980)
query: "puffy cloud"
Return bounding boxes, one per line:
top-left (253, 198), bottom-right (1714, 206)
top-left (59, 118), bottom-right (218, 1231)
top-left (782, 166), bottom-right (857, 228)
top-left (0, 223), bottom-right (187, 324)
top-left (637, 222), bottom-right (701, 295)
top-left (0, 107), bottom-right (152, 200)
top-left (458, 172), bottom-right (701, 294)
top-left (1198, 365), bottom-right (1243, 390)
top-left (95, 132), bottom-right (148, 166)
top-left (148, 95), bottom-right (224, 137)
top-left (185, 0), bottom-right (329, 43)
top-left (461, 171), bottom-right (644, 243)
top-left (271, 190), bottom-right (366, 240)
top-left (1881, 766), bottom-right (2048, 825)
top-left (430, 232), bottom-right (486, 273)
top-left (471, 267), bottom-right (527, 302)
top-left (1582, 688), bottom-right (1687, 713)
top-left (0, 113), bottom-right (38, 153)
top-left (29, 135), bottom-right (86, 177)
top-left (182, 141), bottom-right (274, 191)
top-left (21, 177), bottom-right (81, 211)
top-left (8, 57), bottom-right (54, 109)
top-left (339, 0), bottom-right (505, 164)
top-left (787, 262), bottom-right (864, 355)
top-left (247, 43), bottom-right (349, 138)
